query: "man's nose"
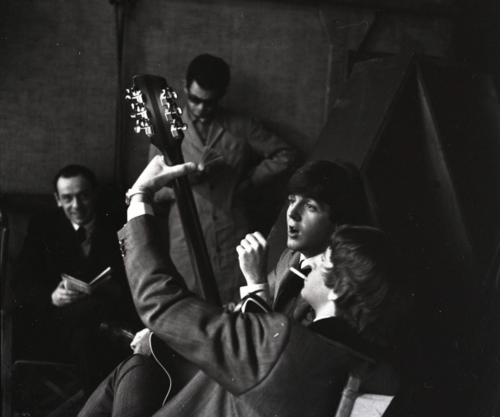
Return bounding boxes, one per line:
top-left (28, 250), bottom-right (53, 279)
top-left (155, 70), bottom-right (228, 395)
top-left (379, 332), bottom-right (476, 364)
top-left (288, 205), bottom-right (301, 221)
top-left (71, 197), bottom-right (82, 209)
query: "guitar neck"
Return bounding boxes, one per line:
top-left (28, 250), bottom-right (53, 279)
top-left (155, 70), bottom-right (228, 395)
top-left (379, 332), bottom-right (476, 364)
top-left (128, 74), bottom-right (222, 307)
top-left (171, 172), bottom-right (221, 305)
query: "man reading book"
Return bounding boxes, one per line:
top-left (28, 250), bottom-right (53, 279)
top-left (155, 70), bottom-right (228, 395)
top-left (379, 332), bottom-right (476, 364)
top-left (11, 164), bottom-right (138, 399)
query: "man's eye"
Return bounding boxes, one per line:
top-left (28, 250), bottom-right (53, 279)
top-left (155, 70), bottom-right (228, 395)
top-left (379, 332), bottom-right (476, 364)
top-left (288, 196), bottom-right (296, 204)
top-left (306, 204), bottom-right (317, 211)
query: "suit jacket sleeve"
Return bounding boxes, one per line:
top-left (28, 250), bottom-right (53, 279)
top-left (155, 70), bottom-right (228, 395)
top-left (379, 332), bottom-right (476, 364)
top-left (118, 214), bottom-right (291, 395)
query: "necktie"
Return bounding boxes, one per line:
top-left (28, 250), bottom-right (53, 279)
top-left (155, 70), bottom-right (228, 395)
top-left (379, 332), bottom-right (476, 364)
top-left (293, 262), bottom-right (314, 323)
top-left (299, 264), bottom-right (312, 277)
top-left (76, 226), bottom-right (87, 244)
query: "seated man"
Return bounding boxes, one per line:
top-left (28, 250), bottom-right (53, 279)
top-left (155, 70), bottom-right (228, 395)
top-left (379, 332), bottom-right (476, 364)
top-left (79, 157), bottom-right (405, 417)
top-left (238, 159), bottom-right (369, 323)
top-left (11, 164), bottom-right (138, 397)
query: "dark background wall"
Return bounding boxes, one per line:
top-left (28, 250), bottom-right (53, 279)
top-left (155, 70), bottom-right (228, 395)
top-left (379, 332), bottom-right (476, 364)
top-left (1, 0), bottom-right (468, 194)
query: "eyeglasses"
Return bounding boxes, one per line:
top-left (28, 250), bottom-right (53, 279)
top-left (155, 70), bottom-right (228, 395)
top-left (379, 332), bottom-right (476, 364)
top-left (187, 93), bottom-right (219, 107)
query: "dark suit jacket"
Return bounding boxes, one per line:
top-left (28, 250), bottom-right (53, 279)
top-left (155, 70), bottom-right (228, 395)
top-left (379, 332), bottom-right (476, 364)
top-left (118, 215), bottom-right (399, 417)
top-left (267, 248), bottom-right (317, 324)
top-left (12, 208), bottom-right (135, 332)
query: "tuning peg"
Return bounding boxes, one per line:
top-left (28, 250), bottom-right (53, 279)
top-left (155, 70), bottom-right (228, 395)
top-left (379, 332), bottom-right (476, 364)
top-left (160, 90), bottom-right (169, 107)
top-left (125, 87), bottom-right (145, 104)
top-left (130, 103), bottom-right (146, 112)
top-left (163, 87), bottom-right (178, 100)
top-left (166, 88), bottom-right (177, 100)
top-left (130, 109), bottom-right (149, 120)
top-left (164, 106), bottom-right (183, 123)
top-left (169, 121), bottom-right (186, 139)
top-left (135, 119), bottom-right (151, 127)
top-left (174, 122), bottom-right (187, 131)
top-left (134, 124), bottom-right (154, 137)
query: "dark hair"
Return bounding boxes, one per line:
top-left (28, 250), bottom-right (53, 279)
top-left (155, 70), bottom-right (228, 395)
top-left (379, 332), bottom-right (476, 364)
top-left (323, 225), bottom-right (406, 344)
top-left (287, 160), bottom-right (368, 225)
top-left (53, 164), bottom-right (98, 194)
top-left (186, 54), bottom-right (230, 92)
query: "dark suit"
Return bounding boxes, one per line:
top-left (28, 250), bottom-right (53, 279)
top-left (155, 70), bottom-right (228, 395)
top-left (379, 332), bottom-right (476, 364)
top-left (12, 209), bottom-right (136, 395)
top-left (90, 215), bottom-right (398, 417)
top-left (266, 248), bottom-right (315, 323)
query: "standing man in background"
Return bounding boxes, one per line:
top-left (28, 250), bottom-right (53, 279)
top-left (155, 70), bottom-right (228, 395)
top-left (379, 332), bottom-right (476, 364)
top-left (151, 54), bottom-right (296, 305)
top-left (11, 164), bottom-right (137, 398)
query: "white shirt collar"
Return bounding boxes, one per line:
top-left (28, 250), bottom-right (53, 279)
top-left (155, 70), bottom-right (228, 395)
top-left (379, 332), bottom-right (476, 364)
top-left (71, 217), bottom-right (96, 237)
top-left (313, 315), bottom-right (334, 322)
top-left (299, 252), bottom-right (323, 270)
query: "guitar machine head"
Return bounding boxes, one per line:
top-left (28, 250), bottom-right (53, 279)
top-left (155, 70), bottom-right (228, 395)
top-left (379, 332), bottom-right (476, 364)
top-left (125, 75), bottom-right (187, 162)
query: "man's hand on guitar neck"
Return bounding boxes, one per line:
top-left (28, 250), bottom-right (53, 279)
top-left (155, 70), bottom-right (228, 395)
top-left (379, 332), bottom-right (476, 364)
top-left (129, 156), bottom-right (199, 205)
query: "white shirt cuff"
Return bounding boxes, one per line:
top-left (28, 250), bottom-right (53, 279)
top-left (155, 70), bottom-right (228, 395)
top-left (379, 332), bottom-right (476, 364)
top-left (240, 283), bottom-right (271, 305)
top-left (127, 202), bottom-right (154, 222)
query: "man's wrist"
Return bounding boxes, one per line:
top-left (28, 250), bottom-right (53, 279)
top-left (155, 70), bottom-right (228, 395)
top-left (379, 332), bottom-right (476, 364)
top-left (130, 193), bottom-right (152, 205)
top-left (127, 199), bottom-right (154, 221)
top-left (125, 187), bottom-right (154, 206)
top-left (240, 283), bottom-right (270, 304)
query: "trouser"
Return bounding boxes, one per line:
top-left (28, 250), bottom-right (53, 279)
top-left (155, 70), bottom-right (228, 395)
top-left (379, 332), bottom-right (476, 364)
top-left (79, 354), bottom-right (170, 417)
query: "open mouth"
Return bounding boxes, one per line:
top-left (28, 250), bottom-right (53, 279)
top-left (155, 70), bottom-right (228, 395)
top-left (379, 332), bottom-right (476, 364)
top-left (288, 225), bottom-right (299, 238)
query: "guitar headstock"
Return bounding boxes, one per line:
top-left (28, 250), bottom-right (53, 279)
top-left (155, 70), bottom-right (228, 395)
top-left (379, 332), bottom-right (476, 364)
top-left (125, 75), bottom-right (187, 164)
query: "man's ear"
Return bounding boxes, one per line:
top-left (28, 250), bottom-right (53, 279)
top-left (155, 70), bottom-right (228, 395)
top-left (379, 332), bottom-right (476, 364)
top-left (54, 192), bottom-right (62, 207)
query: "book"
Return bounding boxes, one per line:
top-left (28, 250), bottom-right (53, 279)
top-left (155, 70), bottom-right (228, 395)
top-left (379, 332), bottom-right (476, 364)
top-left (199, 147), bottom-right (224, 171)
top-left (62, 266), bottom-right (113, 295)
